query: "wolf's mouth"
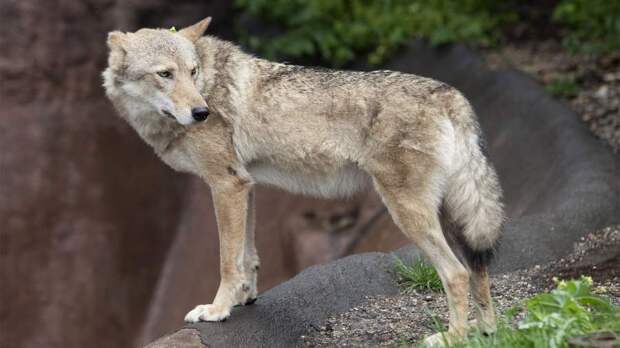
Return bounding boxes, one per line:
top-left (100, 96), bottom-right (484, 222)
top-left (162, 110), bottom-right (176, 120)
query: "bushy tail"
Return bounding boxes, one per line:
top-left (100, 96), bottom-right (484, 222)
top-left (443, 132), bottom-right (505, 271)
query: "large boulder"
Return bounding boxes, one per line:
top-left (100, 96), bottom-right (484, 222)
top-left (144, 252), bottom-right (406, 348)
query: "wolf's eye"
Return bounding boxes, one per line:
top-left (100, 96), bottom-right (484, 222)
top-left (191, 67), bottom-right (198, 76)
top-left (157, 71), bottom-right (173, 79)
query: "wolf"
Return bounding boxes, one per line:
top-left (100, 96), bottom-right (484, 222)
top-left (103, 17), bottom-right (504, 346)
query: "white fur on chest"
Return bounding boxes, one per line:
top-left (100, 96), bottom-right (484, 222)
top-left (247, 162), bottom-right (370, 199)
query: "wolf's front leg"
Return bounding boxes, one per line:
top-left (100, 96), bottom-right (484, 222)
top-left (184, 182), bottom-right (255, 323)
top-left (242, 188), bottom-right (260, 304)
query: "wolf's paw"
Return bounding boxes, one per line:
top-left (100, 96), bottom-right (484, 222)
top-left (184, 304), bottom-right (231, 323)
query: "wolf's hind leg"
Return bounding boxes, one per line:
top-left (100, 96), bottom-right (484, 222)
top-left (470, 266), bottom-right (496, 333)
top-left (184, 182), bottom-right (255, 323)
top-left (370, 159), bottom-right (470, 346)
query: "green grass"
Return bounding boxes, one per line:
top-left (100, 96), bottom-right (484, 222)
top-left (545, 76), bottom-right (579, 99)
top-left (394, 257), bottom-right (443, 293)
top-left (432, 276), bottom-right (620, 348)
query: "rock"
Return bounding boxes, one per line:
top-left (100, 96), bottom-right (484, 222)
top-left (144, 329), bottom-right (204, 348)
top-left (603, 72), bottom-right (620, 82)
top-left (594, 85), bottom-right (610, 99)
top-left (188, 252), bottom-right (403, 348)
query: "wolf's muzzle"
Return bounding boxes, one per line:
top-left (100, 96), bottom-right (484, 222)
top-left (191, 107), bottom-right (209, 122)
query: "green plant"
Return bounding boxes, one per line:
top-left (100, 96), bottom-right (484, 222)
top-left (235, 0), bottom-right (518, 66)
top-left (447, 276), bottom-right (620, 348)
top-left (519, 277), bottom-right (620, 345)
top-left (394, 257), bottom-right (443, 293)
top-left (545, 76), bottom-right (578, 99)
top-left (553, 0), bottom-right (620, 55)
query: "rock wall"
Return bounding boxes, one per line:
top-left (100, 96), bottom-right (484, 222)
top-left (0, 1), bottom-right (218, 347)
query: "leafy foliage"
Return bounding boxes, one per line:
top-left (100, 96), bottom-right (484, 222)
top-left (236, 0), bottom-right (620, 66)
top-left (518, 277), bottom-right (620, 345)
top-left (553, 0), bottom-right (620, 55)
top-left (394, 257), bottom-right (443, 293)
top-left (235, 0), bottom-right (517, 66)
top-left (448, 276), bottom-right (620, 348)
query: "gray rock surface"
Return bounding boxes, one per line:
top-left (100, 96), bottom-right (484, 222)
top-left (145, 329), bottom-right (204, 348)
top-left (189, 252), bottom-right (403, 348)
top-left (171, 42), bottom-right (619, 347)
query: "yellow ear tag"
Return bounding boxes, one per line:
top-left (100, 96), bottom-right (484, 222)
top-left (169, 26), bottom-right (177, 33)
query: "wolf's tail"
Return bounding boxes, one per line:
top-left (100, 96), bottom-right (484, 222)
top-left (442, 109), bottom-right (504, 271)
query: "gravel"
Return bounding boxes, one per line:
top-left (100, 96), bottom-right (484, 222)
top-left (302, 225), bottom-right (620, 347)
top-left (572, 76), bottom-right (620, 154)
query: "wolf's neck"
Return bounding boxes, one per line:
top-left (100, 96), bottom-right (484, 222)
top-left (198, 37), bottom-right (257, 120)
top-left (121, 105), bottom-right (186, 154)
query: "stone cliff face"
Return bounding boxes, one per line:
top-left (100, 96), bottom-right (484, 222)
top-left (0, 2), bottom-right (193, 347)
top-left (0, 2), bottom-right (406, 347)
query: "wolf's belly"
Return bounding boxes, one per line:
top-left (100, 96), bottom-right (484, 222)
top-left (247, 162), bottom-right (371, 199)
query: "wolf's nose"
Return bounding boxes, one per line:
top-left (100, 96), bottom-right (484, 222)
top-left (191, 107), bottom-right (209, 122)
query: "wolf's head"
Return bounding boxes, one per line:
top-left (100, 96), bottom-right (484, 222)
top-left (103, 17), bottom-right (211, 126)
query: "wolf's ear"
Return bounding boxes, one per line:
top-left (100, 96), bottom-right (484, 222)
top-left (107, 31), bottom-right (127, 51)
top-left (107, 31), bottom-right (127, 71)
top-left (179, 17), bottom-right (211, 42)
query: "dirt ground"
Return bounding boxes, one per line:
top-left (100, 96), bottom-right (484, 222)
top-left (302, 225), bottom-right (620, 347)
